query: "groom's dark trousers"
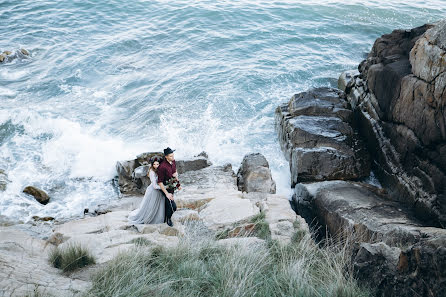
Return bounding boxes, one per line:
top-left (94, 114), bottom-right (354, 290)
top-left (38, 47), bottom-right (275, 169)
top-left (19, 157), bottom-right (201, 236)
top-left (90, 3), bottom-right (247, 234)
top-left (163, 189), bottom-right (177, 222)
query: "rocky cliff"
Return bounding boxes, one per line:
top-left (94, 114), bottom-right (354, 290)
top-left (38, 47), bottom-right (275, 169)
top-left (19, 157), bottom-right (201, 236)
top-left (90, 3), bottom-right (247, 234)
top-left (340, 20), bottom-right (446, 227)
top-left (276, 19), bottom-right (446, 297)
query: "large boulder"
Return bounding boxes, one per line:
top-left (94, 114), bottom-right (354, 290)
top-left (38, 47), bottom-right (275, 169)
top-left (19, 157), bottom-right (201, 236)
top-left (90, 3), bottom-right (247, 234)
top-left (275, 87), bottom-right (370, 186)
top-left (176, 153), bottom-right (212, 174)
top-left (23, 186), bottom-right (50, 205)
top-left (342, 20), bottom-right (446, 226)
top-left (236, 153), bottom-right (276, 193)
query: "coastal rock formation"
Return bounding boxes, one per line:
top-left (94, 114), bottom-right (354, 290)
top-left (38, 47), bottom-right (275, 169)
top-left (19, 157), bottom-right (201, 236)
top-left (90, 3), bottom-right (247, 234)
top-left (0, 156), bottom-right (309, 296)
top-left (236, 153), bottom-right (276, 193)
top-left (293, 180), bottom-right (446, 296)
top-left (116, 152), bottom-right (212, 195)
top-left (275, 87), bottom-right (370, 186)
top-left (339, 20), bottom-right (446, 226)
top-left (272, 20), bottom-right (446, 297)
top-left (23, 186), bottom-right (50, 205)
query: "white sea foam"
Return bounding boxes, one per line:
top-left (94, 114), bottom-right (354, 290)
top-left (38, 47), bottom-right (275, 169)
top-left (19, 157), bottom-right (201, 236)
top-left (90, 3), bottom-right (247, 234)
top-left (0, 87), bottom-right (16, 97)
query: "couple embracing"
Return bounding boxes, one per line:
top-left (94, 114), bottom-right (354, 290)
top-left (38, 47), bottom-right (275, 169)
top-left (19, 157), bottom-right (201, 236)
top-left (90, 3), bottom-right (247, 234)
top-left (128, 147), bottom-right (181, 227)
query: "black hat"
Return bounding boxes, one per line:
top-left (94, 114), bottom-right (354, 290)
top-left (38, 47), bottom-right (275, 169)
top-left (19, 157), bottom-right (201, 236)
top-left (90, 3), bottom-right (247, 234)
top-left (163, 147), bottom-right (175, 155)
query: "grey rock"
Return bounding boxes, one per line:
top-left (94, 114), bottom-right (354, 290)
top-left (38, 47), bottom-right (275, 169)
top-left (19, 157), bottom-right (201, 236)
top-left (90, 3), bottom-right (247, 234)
top-left (0, 169), bottom-right (10, 191)
top-left (342, 21), bottom-right (446, 226)
top-left (176, 155), bottom-right (212, 174)
top-left (275, 87), bottom-right (370, 186)
top-left (23, 186), bottom-right (50, 205)
top-left (353, 238), bottom-right (446, 297)
top-left (236, 153), bottom-right (276, 193)
top-left (135, 152), bottom-right (163, 166)
top-left (338, 69), bottom-right (359, 92)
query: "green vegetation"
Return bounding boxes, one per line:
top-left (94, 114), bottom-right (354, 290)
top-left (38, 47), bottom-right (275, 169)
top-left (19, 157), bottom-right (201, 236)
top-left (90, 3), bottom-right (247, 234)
top-left (129, 237), bottom-right (152, 246)
top-left (48, 242), bottom-right (96, 273)
top-left (82, 230), bottom-right (372, 297)
top-left (216, 211), bottom-right (270, 240)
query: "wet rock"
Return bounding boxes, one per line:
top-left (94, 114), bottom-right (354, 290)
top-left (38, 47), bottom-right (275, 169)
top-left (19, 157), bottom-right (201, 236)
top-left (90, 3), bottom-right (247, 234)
top-left (342, 20), bottom-right (446, 226)
top-left (23, 186), bottom-right (50, 205)
top-left (275, 87), bottom-right (370, 186)
top-left (0, 169), bottom-right (10, 191)
top-left (0, 54), bottom-right (5, 63)
top-left (237, 153), bottom-right (276, 193)
top-left (176, 155), bottom-right (212, 174)
top-left (3, 50), bottom-right (12, 55)
top-left (20, 48), bottom-right (29, 56)
top-left (32, 216), bottom-right (54, 222)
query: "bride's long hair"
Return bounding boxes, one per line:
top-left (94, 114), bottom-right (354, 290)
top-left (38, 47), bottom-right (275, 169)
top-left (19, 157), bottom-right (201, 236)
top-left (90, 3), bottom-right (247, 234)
top-left (149, 156), bottom-right (162, 173)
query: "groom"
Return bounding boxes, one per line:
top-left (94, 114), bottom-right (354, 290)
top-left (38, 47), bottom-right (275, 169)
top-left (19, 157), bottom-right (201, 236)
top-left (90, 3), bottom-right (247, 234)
top-left (157, 147), bottom-right (179, 227)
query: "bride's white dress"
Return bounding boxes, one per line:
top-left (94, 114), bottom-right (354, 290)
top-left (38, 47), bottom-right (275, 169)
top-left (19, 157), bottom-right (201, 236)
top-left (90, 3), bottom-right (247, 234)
top-left (128, 170), bottom-right (165, 224)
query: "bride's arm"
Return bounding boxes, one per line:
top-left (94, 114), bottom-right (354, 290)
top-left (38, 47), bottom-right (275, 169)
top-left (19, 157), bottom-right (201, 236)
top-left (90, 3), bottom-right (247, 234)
top-left (149, 170), bottom-right (161, 189)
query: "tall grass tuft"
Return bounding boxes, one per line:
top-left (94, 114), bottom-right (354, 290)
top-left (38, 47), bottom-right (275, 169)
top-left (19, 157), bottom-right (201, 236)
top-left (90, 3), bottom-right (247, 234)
top-left (48, 242), bottom-right (96, 273)
top-left (83, 228), bottom-right (372, 297)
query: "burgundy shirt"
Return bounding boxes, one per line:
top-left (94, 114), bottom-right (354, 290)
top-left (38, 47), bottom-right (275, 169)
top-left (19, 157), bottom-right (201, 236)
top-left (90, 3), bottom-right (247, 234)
top-left (157, 159), bottom-right (176, 186)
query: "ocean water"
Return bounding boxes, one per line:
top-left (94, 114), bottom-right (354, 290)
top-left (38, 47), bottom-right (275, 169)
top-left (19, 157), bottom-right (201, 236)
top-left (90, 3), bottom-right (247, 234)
top-left (1, 0), bottom-right (445, 223)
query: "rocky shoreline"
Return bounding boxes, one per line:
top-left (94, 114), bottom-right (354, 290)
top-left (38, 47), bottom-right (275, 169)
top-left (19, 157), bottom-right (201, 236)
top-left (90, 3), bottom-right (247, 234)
top-left (275, 19), bottom-right (446, 297)
top-left (1, 19), bottom-right (445, 297)
top-left (0, 153), bottom-right (307, 297)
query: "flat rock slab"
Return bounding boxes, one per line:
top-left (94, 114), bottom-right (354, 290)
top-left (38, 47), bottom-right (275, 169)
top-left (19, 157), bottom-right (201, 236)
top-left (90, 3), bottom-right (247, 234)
top-left (200, 194), bottom-right (260, 229)
top-left (293, 181), bottom-right (444, 245)
top-left (54, 211), bottom-right (131, 236)
top-left (0, 227), bottom-right (89, 297)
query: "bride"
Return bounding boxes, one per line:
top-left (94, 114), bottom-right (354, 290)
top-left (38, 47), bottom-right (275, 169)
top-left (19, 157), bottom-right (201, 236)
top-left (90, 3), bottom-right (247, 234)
top-left (128, 156), bottom-right (165, 224)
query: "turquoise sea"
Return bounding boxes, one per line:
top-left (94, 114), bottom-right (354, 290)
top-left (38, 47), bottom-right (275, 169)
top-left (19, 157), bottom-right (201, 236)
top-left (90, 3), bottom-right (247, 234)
top-left (1, 0), bottom-right (445, 222)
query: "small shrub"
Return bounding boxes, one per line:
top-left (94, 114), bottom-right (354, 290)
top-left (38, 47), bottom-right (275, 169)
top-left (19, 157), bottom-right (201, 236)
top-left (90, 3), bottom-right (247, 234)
top-left (129, 237), bottom-right (151, 246)
top-left (48, 242), bottom-right (96, 272)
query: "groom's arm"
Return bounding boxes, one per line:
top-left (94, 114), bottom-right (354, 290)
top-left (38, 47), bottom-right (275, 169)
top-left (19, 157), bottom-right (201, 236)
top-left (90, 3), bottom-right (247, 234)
top-left (158, 182), bottom-right (173, 200)
top-left (157, 166), bottom-right (173, 200)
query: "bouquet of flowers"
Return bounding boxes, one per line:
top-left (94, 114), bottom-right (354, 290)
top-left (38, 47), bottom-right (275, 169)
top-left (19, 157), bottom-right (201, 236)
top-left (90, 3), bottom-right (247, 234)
top-left (165, 177), bottom-right (181, 193)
